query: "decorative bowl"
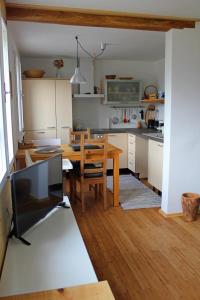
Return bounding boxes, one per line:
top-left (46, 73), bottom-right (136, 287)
top-left (23, 69), bottom-right (45, 78)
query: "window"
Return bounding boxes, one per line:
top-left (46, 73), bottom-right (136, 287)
top-left (1, 18), bottom-right (13, 164)
top-left (0, 72), bottom-right (7, 182)
top-left (15, 55), bottom-right (23, 133)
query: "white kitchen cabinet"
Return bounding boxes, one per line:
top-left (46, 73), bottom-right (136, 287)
top-left (104, 79), bottom-right (142, 105)
top-left (148, 139), bottom-right (163, 191)
top-left (55, 80), bottom-right (72, 144)
top-left (24, 129), bottom-right (57, 141)
top-left (23, 80), bottom-right (56, 131)
top-left (23, 79), bottom-right (72, 144)
top-left (128, 134), bottom-right (148, 178)
top-left (107, 133), bottom-right (128, 169)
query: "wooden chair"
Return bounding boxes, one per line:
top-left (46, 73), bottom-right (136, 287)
top-left (70, 128), bottom-right (91, 144)
top-left (70, 133), bottom-right (108, 212)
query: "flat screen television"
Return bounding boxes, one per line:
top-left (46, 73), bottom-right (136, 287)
top-left (11, 154), bottom-right (63, 243)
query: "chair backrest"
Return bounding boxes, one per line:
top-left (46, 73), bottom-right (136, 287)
top-left (80, 133), bottom-right (108, 179)
top-left (25, 150), bottom-right (34, 167)
top-left (32, 138), bottom-right (61, 147)
top-left (70, 128), bottom-right (91, 144)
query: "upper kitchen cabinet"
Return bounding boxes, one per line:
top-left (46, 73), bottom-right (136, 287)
top-left (22, 79), bottom-right (72, 143)
top-left (103, 79), bottom-right (142, 105)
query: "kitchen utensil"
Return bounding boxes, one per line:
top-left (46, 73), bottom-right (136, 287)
top-left (112, 116), bottom-right (119, 125)
top-left (121, 109), bottom-right (124, 123)
top-left (139, 110), bottom-right (144, 120)
top-left (118, 77), bottom-right (133, 80)
top-left (124, 109), bottom-right (127, 123)
top-left (105, 75), bottom-right (116, 79)
top-left (23, 69), bottom-right (45, 78)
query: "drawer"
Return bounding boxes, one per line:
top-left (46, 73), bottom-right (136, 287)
top-left (24, 129), bottom-right (57, 141)
top-left (128, 134), bottom-right (135, 144)
top-left (128, 149), bottom-right (135, 157)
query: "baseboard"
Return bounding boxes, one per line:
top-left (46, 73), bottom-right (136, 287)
top-left (159, 209), bottom-right (183, 218)
top-left (107, 168), bottom-right (131, 176)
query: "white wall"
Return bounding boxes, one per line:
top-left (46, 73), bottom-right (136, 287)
top-left (21, 56), bottom-right (165, 129)
top-left (162, 28), bottom-right (200, 214)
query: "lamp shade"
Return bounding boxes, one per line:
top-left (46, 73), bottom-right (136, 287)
top-left (70, 67), bottom-right (87, 84)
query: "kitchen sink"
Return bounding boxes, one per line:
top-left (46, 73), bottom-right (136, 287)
top-left (142, 132), bottom-right (164, 140)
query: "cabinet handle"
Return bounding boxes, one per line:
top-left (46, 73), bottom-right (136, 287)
top-left (108, 134), bottom-right (116, 137)
top-left (157, 144), bottom-right (163, 148)
top-left (38, 131), bottom-right (45, 134)
top-left (61, 126), bottom-right (70, 128)
top-left (47, 126), bottom-right (56, 129)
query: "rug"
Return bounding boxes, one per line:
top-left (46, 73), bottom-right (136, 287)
top-left (107, 174), bottom-right (161, 210)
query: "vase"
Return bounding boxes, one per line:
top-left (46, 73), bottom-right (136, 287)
top-left (181, 193), bottom-right (200, 221)
top-left (56, 69), bottom-right (63, 78)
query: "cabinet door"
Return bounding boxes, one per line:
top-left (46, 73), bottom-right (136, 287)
top-left (104, 80), bottom-right (142, 104)
top-left (56, 80), bottom-right (72, 144)
top-left (24, 129), bottom-right (57, 141)
top-left (107, 133), bottom-right (128, 169)
top-left (135, 137), bottom-right (148, 178)
top-left (148, 140), bottom-right (163, 191)
top-left (23, 80), bottom-right (56, 130)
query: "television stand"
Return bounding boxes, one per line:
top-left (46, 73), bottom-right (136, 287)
top-left (8, 229), bottom-right (31, 246)
top-left (0, 196), bottom-right (97, 297)
top-left (58, 201), bottom-right (70, 209)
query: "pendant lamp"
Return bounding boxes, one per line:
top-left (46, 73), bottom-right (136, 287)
top-left (70, 36), bottom-right (87, 84)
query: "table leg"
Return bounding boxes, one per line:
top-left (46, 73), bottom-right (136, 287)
top-left (113, 153), bottom-right (119, 207)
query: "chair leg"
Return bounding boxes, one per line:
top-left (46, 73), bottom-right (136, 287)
top-left (94, 184), bottom-right (100, 200)
top-left (103, 180), bottom-right (107, 210)
top-left (80, 180), bottom-right (85, 212)
top-left (69, 172), bottom-right (74, 201)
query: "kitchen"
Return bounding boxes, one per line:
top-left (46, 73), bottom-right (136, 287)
top-left (1, 1), bottom-right (200, 299)
top-left (17, 24), bottom-right (166, 203)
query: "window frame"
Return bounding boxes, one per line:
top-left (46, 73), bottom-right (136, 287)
top-left (0, 16), bottom-right (15, 191)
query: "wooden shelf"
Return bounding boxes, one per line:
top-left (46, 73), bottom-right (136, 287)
top-left (141, 99), bottom-right (165, 104)
top-left (73, 94), bottom-right (104, 99)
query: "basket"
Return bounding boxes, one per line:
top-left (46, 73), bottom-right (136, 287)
top-left (23, 69), bottom-right (45, 78)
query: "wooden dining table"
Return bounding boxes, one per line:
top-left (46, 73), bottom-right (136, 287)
top-left (15, 144), bottom-right (122, 207)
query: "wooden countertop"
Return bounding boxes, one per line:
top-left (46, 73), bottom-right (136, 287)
top-left (1, 281), bottom-right (115, 300)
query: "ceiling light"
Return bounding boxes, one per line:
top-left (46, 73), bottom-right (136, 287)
top-left (70, 36), bottom-right (87, 84)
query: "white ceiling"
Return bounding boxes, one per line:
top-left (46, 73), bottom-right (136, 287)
top-left (6, 0), bottom-right (200, 19)
top-left (7, 0), bottom-right (200, 60)
top-left (8, 22), bottom-right (165, 60)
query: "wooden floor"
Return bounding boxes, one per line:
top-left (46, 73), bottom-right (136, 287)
top-left (70, 181), bottom-right (200, 300)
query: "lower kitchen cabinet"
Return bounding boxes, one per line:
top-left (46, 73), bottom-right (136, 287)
top-left (128, 134), bottom-right (148, 178)
top-left (24, 128), bottom-right (71, 144)
top-left (148, 139), bottom-right (163, 191)
top-left (24, 129), bottom-right (57, 141)
top-left (107, 133), bottom-right (128, 169)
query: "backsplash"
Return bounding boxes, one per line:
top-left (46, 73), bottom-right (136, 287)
top-left (72, 99), bottom-right (164, 129)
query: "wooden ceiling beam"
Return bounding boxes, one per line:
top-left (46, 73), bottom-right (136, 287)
top-left (6, 3), bottom-right (196, 32)
top-left (0, 0), bottom-right (6, 21)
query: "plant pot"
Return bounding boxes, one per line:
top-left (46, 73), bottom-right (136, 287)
top-left (182, 193), bottom-right (200, 221)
